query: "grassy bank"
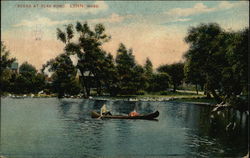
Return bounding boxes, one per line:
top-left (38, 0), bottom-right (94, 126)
top-left (172, 97), bottom-right (217, 105)
top-left (2, 90), bottom-right (216, 105)
top-left (95, 90), bottom-right (216, 104)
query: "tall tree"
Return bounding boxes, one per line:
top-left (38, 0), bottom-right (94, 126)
top-left (144, 58), bottom-right (153, 92)
top-left (42, 53), bottom-right (79, 98)
top-left (12, 62), bottom-right (45, 94)
top-left (184, 23), bottom-right (224, 102)
top-left (148, 72), bottom-right (170, 92)
top-left (0, 41), bottom-right (16, 93)
top-left (184, 59), bottom-right (206, 94)
top-left (0, 41), bottom-right (16, 74)
top-left (115, 43), bottom-right (139, 94)
top-left (157, 62), bottom-right (184, 92)
top-left (57, 22), bottom-right (111, 97)
top-left (184, 23), bottom-right (248, 105)
top-left (220, 28), bottom-right (248, 100)
top-left (144, 57), bottom-right (153, 76)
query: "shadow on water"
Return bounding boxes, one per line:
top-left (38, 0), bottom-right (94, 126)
top-left (0, 98), bottom-right (248, 158)
top-left (184, 105), bottom-right (248, 157)
top-left (56, 99), bottom-right (107, 157)
top-left (58, 99), bottom-right (74, 115)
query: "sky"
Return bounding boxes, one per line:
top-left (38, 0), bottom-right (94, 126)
top-left (1, 1), bottom-right (249, 70)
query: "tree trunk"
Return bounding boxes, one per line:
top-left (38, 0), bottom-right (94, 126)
top-left (204, 84), bottom-right (211, 98)
top-left (195, 83), bottom-right (198, 95)
top-left (86, 86), bottom-right (90, 98)
top-left (210, 88), bottom-right (222, 103)
top-left (96, 80), bottom-right (102, 96)
top-left (82, 76), bottom-right (90, 98)
top-left (173, 84), bottom-right (177, 92)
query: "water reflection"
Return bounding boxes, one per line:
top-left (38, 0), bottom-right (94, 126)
top-left (0, 98), bottom-right (248, 158)
top-left (184, 104), bottom-right (248, 157)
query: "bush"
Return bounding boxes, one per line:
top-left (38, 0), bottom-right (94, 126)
top-left (160, 91), bottom-right (170, 95)
top-left (136, 90), bottom-right (145, 95)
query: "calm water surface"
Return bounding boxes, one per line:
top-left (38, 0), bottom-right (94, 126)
top-left (0, 98), bottom-right (248, 158)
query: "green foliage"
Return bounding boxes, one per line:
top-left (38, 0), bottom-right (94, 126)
top-left (0, 42), bottom-right (16, 93)
top-left (144, 57), bottom-right (153, 76)
top-left (115, 43), bottom-right (146, 94)
top-left (8, 66), bottom-right (46, 94)
top-left (0, 69), bottom-right (13, 92)
top-left (136, 90), bottom-right (145, 95)
top-left (56, 28), bottom-right (66, 44)
top-left (57, 22), bottom-right (111, 97)
top-left (157, 62), bottom-right (184, 92)
top-left (43, 53), bottom-right (79, 97)
top-left (0, 41), bottom-right (16, 93)
top-left (143, 58), bottom-right (154, 91)
top-left (184, 23), bottom-right (248, 105)
top-left (222, 28), bottom-right (248, 95)
top-left (0, 41), bottom-right (16, 76)
top-left (184, 23), bottom-right (226, 102)
top-left (19, 61), bottom-right (37, 74)
top-left (148, 73), bottom-right (170, 92)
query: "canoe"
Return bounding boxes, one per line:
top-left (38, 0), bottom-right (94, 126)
top-left (91, 111), bottom-right (159, 120)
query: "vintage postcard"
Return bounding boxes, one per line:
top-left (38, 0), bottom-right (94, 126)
top-left (1, 1), bottom-right (249, 158)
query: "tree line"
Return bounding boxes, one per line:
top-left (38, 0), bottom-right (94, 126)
top-left (40, 22), bottom-right (184, 98)
top-left (0, 22), bottom-right (248, 109)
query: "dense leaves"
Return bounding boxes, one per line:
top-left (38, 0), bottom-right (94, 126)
top-left (184, 23), bottom-right (248, 106)
top-left (1, 22), bottom-right (247, 108)
top-left (0, 42), bottom-right (16, 76)
top-left (0, 42), bottom-right (16, 93)
top-left (43, 53), bottom-right (80, 97)
top-left (56, 22), bottom-right (111, 97)
top-left (158, 63), bottom-right (184, 92)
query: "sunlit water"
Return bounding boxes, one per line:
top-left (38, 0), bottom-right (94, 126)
top-left (0, 98), bottom-right (248, 158)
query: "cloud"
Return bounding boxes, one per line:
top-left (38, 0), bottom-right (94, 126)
top-left (48, 1), bottom-right (108, 14)
top-left (90, 13), bottom-right (125, 24)
top-left (218, 1), bottom-right (248, 10)
top-left (165, 1), bottom-right (247, 18)
top-left (13, 17), bottom-right (72, 27)
top-left (165, 3), bottom-right (215, 17)
top-left (218, 1), bottom-right (234, 9)
top-left (173, 18), bottom-right (191, 22)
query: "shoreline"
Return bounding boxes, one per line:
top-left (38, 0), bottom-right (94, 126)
top-left (1, 93), bottom-right (215, 106)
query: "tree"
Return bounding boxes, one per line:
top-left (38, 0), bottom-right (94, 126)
top-left (115, 43), bottom-right (142, 94)
top-left (0, 41), bottom-right (16, 93)
top-left (148, 73), bottom-right (170, 92)
top-left (56, 22), bottom-right (111, 97)
top-left (96, 53), bottom-right (118, 96)
top-left (144, 58), bottom-right (153, 91)
top-left (184, 23), bottom-right (224, 102)
top-left (184, 59), bottom-right (206, 94)
top-left (157, 62), bottom-right (184, 92)
top-left (42, 53), bottom-right (79, 98)
top-left (224, 28), bottom-right (248, 96)
top-left (19, 61), bottom-right (37, 74)
top-left (184, 23), bottom-right (248, 106)
top-left (0, 41), bottom-right (16, 75)
top-left (132, 64), bottom-right (147, 94)
top-left (144, 58), bottom-right (153, 76)
top-left (11, 62), bottom-right (45, 94)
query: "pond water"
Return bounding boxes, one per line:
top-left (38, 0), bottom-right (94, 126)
top-left (0, 98), bottom-right (248, 158)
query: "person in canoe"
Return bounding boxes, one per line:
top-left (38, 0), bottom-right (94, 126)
top-left (100, 104), bottom-right (112, 116)
top-left (128, 109), bottom-right (140, 116)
